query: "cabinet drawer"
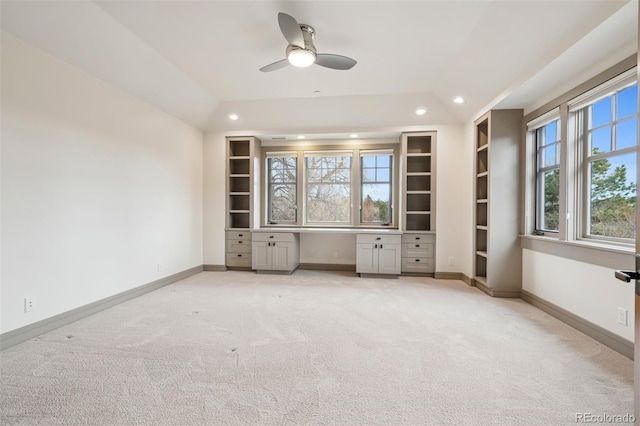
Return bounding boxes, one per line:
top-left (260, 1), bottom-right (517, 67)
top-left (401, 257), bottom-right (434, 273)
top-left (401, 233), bottom-right (435, 244)
top-left (227, 239), bottom-right (251, 253)
top-left (227, 231), bottom-right (251, 241)
top-left (402, 243), bottom-right (433, 258)
top-left (252, 232), bottom-right (295, 242)
top-left (226, 253), bottom-right (252, 268)
top-left (356, 234), bottom-right (401, 245)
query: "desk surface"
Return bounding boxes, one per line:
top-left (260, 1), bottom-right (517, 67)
top-left (248, 228), bottom-right (410, 235)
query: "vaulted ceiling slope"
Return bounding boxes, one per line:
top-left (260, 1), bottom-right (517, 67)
top-left (1, 1), bottom-right (636, 138)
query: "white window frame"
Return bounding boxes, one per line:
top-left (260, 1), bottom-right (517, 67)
top-left (262, 144), bottom-right (399, 228)
top-left (528, 109), bottom-right (561, 234)
top-left (265, 152), bottom-right (298, 225)
top-left (360, 149), bottom-right (393, 225)
top-left (569, 70), bottom-right (638, 246)
top-left (303, 150), bottom-right (354, 226)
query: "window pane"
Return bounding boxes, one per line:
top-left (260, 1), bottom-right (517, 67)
top-left (361, 156), bottom-right (376, 167)
top-left (376, 168), bottom-right (390, 181)
top-left (542, 145), bottom-right (557, 167)
top-left (540, 169), bottom-right (559, 231)
top-left (590, 126), bottom-right (611, 155)
top-left (306, 184), bottom-right (350, 222)
top-left (360, 154), bottom-right (392, 224)
top-left (589, 152), bottom-right (636, 239)
top-left (544, 121), bottom-right (558, 145)
top-left (268, 156), bottom-right (297, 223)
top-left (616, 118), bottom-right (638, 150)
top-left (271, 184), bottom-right (296, 222)
top-left (306, 156), bottom-right (352, 223)
top-left (362, 183), bottom-right (391, 223)
top-left (591, 97), bottom-right (612, 128)
top-left (617, 85), bottom-right (638, 120)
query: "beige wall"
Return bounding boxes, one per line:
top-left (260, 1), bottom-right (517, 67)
top-left (1, 34), bottom-right (204, 333)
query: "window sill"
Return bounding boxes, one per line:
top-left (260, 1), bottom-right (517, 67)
top-left (520, 234), bottom-right (633, 269)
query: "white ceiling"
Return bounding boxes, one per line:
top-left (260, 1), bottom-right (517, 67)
top-left (1, 1), bottom-right (637, 140)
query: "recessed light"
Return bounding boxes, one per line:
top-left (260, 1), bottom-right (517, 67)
top-left (314, 90), bottom-right (321, 94)
top-left (414, 107), bottom-right (427, 116)
top-left (350, 134), bottom-right (359, 138)
top-left (297, 135), bottom-right (305, 140)
top-left (228, 113), bottom-right (239, 120)
top-left (453, 96), bottom-right (465, 104)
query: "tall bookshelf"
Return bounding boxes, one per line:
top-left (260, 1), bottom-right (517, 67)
top-left (400, 131), bottom-right (436, 274)
top-left (473, 110), bottom-right (522, 297)
top-left (226, 137), bottom-right (261, 230)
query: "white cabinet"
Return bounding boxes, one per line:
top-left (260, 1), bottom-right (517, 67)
top-left (401, 233), bottom-right (435, 274)
top-left (252, 232), bottom-right (299, 273)
top-left (356, 234), bottom-right (401, 275)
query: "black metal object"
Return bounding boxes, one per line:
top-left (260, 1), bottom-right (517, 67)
top-left (614, 254), bottom-right (640, 296)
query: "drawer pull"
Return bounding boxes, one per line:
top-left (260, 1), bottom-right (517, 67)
top-left (238, 234), bottom-right (243, 237)
top-left (415, 244), bottom-right (420, 248)
top-left (238, 241), bottom-right (243, 244)
top-left (380, 244), bottom-right (383, 249)
top-left (237, 254), bottom-right (242, 257)
top-left (376, 237), bottom-right (381, 240)
top-left (415, 259), bottom-right (420, 262)
top-left (269, 235), bottom-right (274, 239)
top-left (416, 237), bottom-right (421, 240)
top-left (374, 244), bottom-right (378, 249)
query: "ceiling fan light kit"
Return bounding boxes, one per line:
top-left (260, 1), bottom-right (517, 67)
top-left (287, 47), bottom-right (316, 68)
top-left (260, 12), bottom-right (357, 72)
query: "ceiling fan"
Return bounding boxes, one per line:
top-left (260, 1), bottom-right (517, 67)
top-left (259, 12), bottom-right (357, 72)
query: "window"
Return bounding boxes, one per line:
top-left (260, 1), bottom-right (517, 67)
top-left (526, 66), bottom-right (638, 247)
top-left (264, 145), bottom-right (397, 227)
top-left (576, 82), bottom-right (638, 241)
top-left (267, 153), bottom-right (297, 224)
top-left (534, 119), bottom-right (561, 232)
top-left (304, 152), bottom-right (352, 224)
top-left (361, 150), bottom-right (392, 224)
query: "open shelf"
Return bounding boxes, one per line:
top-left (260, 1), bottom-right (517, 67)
top-left (229, 140), bottom-right (250, 157)
top-left (406, 156), bottom-right (432, 173)
top-left (405, 213), bottom-right (431, 231)
top-left (406, 135), bottom-right (432, 154)
top-left (406, 193), bottom-right (431, 212)
top-left (406, 174), bottom-right (431, 191)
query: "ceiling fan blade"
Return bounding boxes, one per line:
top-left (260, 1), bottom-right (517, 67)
top-left (315, 54), bottom-right (357, 70)
top-left (278, 12), bottom-right (304, 48)
top-left (259, 59), bottom-right (290, 72)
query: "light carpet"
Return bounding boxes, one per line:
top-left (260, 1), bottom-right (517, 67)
top-left (0, 270), bottom-right (634, 425)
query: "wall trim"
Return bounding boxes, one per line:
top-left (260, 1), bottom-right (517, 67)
top-left (475, 281), bottom-right (521, 298)
top-left (434, 272), bottom-right (462, 280)
top-left (298, 263), bottom-right (356, 272)
top-left (0, 265), bottom-right (204, 351)
top-left (461, 274), bottom-right (474, 286)
top-left (521, 290), bottom-right (634, 360)
top-left (203, 264), bottom-right (227, 271)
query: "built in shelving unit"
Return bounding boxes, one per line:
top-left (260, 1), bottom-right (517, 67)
top-left (226, 136), bottom-right (261, 269)
top-left (400, 131), bottom-right (436, 274)
top-left (473, 110), bottom-right (522, 297)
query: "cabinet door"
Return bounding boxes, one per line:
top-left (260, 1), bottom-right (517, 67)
top-left (271, 242), bottom-right (292, 271)
top-left (356, 243), bottom-right (378, 274)
top-left (252, 241), bottom-right (271, 270)
top-left (378, 244), bottom-right (401, 274)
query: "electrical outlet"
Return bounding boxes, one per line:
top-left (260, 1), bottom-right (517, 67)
top-left (332, 251), bottom-right (339, 258)
top-left (24, 297), bottom-right (34, 313)
top-left (617, 308), bottom-right (628, 326)
top-left (314, 250), bottom-right (321, 258)
top-left (448, 257), bottom-right (454, 266)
